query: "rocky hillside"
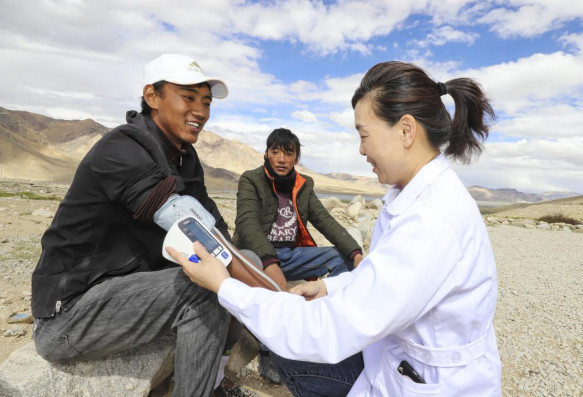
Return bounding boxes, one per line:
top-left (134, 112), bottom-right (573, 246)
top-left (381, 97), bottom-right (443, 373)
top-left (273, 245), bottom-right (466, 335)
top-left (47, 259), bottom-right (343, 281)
top-left (0, 106), bottom-right (579, 201)
top-left (0, 107), bottom-right (387, 196)
top-left (467, 186), bottom-right (579, 204)
top-left (0, 107), bottom-right (106, 183)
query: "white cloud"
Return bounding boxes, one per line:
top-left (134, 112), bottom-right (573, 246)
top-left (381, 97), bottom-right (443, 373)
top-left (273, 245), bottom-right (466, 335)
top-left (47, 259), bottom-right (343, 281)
top-left (416, 25), bottom-right (479, 47)
top-left (479, 1), bottom-right (583, 38)
top-left (292, 110), bottom-right (318, 123)
top-left (560, 32), bottom-right (583, 53)
top-left (328, 108), bottom-right (355, 129)
top-left (493, 104), bottom-right (583, 139)
top-left (454, 137), bottom-right (583, 193)
top-left (460, 51), bottom-right (583, 115)
top-left (314, 73), bottom-right (364, 105)
top-left (289, 80), bottom-right (318, 95)
top-left (45, 107), bottom-right (96, 121)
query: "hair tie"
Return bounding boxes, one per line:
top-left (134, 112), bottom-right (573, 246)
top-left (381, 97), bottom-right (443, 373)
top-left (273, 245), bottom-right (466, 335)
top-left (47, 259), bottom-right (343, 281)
top-left (437, 82), bottom-right (448, 96)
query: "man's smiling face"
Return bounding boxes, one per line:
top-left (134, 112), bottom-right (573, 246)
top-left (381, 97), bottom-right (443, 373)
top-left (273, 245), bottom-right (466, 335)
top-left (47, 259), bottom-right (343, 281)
top-left (149, 82), bottom-right (211, 147)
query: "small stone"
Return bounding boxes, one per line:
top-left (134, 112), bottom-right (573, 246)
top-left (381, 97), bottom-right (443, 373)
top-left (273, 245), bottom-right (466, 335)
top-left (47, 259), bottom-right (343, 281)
top-left (31, 208), bottom-right (54, 218)
top-left (3, 327), bottom-right (26, 337)
top-left (7, 313), bottom-right (34, 324)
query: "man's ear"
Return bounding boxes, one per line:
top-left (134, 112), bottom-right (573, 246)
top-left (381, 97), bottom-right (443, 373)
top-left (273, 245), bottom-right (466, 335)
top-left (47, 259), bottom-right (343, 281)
top-left (400, 114), bottom-right (417, 149)
top-left (143, 84), bottom-right (160, 111)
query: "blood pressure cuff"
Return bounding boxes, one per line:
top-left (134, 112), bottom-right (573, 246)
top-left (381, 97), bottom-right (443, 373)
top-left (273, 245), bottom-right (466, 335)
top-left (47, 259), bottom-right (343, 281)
top-left (154, 194), bottom-right (216, 231)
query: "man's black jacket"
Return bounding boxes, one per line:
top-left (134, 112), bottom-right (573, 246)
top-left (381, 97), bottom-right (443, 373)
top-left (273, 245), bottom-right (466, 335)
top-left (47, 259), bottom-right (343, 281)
top-left (31, 111), bottom-right (229, 318)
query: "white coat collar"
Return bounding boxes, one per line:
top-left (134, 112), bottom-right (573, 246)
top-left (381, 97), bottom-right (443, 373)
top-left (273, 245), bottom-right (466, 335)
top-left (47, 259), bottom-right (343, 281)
top-left (384, 154), bottom-right (450, 216)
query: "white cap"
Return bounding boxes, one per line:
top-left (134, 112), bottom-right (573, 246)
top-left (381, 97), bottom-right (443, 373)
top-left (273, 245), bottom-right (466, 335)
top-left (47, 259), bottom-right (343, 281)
top-left (142, 54), bottom-right (228, 99)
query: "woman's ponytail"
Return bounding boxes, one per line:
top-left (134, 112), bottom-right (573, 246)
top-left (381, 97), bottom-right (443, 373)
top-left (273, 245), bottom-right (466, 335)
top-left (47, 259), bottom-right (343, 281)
top-left (444, 78), bottom-right (495, 163)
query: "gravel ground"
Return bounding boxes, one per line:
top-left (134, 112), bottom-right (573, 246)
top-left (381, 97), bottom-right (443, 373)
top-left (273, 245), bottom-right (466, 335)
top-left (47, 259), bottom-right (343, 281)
top-left (1, 181), bottom-right (582, 395)
top-left (488, 225), bottom-right (583, 396)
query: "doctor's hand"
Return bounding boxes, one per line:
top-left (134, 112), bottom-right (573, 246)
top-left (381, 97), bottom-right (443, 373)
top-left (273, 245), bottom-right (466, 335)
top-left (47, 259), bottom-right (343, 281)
top-left (290, 279), bottom-right (327, 301)
top-left (166, 242), bottom-right (230, 294)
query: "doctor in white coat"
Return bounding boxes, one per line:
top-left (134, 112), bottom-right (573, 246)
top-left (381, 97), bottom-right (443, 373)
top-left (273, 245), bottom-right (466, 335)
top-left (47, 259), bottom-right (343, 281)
top-left (168, 61), bottom-right (502, 396)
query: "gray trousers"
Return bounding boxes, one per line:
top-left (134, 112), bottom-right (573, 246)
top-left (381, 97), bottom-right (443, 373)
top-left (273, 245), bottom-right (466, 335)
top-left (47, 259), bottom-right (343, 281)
top-left (33, 267), bottom-right (229, 397)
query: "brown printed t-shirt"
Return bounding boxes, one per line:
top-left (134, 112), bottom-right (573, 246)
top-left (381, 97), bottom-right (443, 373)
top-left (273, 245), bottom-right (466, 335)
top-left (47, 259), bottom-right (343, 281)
top-left (267, 192), bottom-right (298, 247)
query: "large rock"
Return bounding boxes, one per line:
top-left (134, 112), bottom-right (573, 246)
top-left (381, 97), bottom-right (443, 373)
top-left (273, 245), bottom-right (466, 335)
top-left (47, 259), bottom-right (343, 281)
top-left (319, 196), bottom-right (346, 212)
top-left (346, 202), bottom-right (363, 220)
top-left (349, 195), bottom-right (366, 206)
top-left (367, 198), bottom-right (384, 211)
top-left (0, 340), bottom-right (175, 397)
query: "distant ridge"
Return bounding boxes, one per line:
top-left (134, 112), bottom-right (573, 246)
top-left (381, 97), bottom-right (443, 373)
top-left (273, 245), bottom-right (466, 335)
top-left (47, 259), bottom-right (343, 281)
top-left (467, 185), bottom-right (580, 204)
top-left (0, 106), bottom-right (579, 201)
top-left (0, 107), bottom-right (387, 196)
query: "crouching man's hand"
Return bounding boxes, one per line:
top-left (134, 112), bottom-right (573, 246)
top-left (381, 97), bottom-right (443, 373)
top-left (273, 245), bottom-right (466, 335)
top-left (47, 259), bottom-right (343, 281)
top-left (166, 242), bottom-right (230, 293)
top-left (290, 279), bottom-right (327, 301)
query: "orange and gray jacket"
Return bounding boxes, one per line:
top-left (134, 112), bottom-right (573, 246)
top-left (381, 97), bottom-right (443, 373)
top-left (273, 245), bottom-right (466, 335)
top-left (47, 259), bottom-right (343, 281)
top-left (233, 165), bottom-right (361, 266)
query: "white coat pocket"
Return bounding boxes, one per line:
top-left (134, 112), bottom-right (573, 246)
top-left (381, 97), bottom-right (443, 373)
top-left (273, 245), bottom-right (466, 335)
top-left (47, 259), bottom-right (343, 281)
top-left (374, 345), bottom-right (441, 396)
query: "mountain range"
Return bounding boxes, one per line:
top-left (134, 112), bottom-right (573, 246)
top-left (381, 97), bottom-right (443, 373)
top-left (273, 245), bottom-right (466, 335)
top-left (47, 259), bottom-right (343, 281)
top-left (0, 106), bottom-right (579, 202)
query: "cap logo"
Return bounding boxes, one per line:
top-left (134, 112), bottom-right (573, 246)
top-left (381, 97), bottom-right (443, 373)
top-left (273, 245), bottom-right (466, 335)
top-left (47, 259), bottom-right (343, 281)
top-left (187, 61), bottom-right (203, 74)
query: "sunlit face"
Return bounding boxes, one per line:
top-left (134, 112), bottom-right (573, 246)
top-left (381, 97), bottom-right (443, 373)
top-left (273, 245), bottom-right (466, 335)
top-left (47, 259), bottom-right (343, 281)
top-left (266, 145), bottom-right (298, 177)
top-left (149, 82), bottom-right (211, 147)
top-left (354, 97), bottom-right (406, 186)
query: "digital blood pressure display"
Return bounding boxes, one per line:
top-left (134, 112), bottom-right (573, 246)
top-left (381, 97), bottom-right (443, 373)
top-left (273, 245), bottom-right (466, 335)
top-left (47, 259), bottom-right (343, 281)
top-left (162, 216), bottom-right (232, 267)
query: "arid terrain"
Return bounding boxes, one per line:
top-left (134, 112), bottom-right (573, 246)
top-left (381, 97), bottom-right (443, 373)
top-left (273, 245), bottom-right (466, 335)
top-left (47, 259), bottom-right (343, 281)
top-left (1, 180), bottom-right (582, 396)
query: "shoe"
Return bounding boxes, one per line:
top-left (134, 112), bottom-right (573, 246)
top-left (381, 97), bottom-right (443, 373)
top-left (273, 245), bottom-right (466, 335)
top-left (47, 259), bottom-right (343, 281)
top-left (258, 349), bottom-right (283, 384)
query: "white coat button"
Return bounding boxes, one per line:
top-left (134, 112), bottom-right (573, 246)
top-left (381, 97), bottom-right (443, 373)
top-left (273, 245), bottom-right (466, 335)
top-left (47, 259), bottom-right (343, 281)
top-left (422, 353), bottom-right (432, 363)
top-left (452, 352), bottom-right (462, 363)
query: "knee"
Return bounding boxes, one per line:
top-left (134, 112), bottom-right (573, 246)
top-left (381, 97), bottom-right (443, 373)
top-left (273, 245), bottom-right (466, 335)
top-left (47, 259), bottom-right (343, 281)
top-left (33, 332), bottom-right (79, 364)
top-left (239, 249), bottom-right (262, 269)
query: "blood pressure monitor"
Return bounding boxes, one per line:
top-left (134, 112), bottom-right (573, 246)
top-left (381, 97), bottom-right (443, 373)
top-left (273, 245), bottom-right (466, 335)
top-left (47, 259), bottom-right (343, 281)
top-left (162, 216), bottom-right (232, 267)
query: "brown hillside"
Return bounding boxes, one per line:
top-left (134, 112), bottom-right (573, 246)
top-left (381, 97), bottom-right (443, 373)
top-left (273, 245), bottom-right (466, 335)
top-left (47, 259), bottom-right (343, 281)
top-left (0, 108), bottom-right (386, 196)
top-left (0, 107), bottom-right (107, 183)
top-left (485, 195), bottom-right (583, 222)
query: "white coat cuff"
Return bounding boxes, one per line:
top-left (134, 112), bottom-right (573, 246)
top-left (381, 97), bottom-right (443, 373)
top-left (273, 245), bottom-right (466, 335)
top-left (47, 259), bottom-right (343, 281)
top-left (218, 277), bottom-right (248, 310)
top-left (323, 271), bottom-right (351, 296)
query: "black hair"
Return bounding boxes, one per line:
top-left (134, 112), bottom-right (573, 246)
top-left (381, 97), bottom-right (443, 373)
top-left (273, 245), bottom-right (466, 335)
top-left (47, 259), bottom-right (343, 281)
top-left (351, 61), bottom-right (495, 163)
top-left (266, 128), bottom-right (302, 160)
top-left (140, 81), bottom-right (167, 115)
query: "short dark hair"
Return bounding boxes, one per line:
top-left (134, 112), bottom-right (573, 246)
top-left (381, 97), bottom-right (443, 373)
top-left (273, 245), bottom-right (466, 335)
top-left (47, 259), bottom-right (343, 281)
top-left (266, 128), bottom-right (302, 160)
top-left (351, 61), bottom-right (495, 163)
top-left (140, 81), bottom-right (167, 115)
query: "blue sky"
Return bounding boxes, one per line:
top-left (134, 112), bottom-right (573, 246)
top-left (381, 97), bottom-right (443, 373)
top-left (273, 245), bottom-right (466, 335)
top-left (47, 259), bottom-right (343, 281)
top-left (1, 0), bottom-right (582, 193)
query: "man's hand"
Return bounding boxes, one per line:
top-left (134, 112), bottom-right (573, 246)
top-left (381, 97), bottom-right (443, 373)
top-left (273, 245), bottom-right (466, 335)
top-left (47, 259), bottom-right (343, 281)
top-left (290, 279), bottom-right (327, 301)
top-left (353, 253), bottom-right (363, 269)
top-left (166, 242), bottom-right (230, 294)
top-left (263, 263), bottom-right (289, 292)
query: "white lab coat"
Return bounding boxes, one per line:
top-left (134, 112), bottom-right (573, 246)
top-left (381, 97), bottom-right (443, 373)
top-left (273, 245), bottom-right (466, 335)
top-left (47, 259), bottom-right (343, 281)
top-left (219, 155), bottom-right (501, 396)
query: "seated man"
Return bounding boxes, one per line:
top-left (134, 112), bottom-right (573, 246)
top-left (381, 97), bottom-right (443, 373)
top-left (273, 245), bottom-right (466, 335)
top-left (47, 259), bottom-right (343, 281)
top-left (233, 128), bottom-right (363, 382)
top-left (234, 128), bottom-right (363, 287)
top-left (31, 54), bottom-right (250, 396)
